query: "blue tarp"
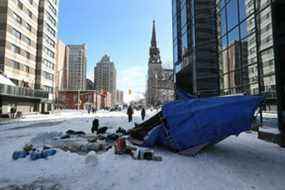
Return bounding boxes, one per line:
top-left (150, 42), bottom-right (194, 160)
top-left (143, 96), bottom-right (264, 152)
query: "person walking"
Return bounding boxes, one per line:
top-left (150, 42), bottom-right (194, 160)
top-left (127, 105), bottom-right (134, 122)
top-left (87, 105), bottom-right (91, 114)
top-left (141, 108), bottom-right (146, 121)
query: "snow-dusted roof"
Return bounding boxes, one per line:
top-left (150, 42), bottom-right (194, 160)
top-left (0, 74), bottom-right (16, 86)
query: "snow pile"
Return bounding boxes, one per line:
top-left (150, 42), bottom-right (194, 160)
top-left (0, 110), bottom-right (285, 190)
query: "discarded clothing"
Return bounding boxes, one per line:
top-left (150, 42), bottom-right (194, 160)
top-left (66, 130), bottom-right (86, 136)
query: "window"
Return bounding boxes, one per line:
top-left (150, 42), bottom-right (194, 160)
top-left (12, 28), bottom-right (21, 39)
top-left (25, 65), bottom-right (30, 73)
top-left (43, 58), bottom-right (54, 69)
top-left (47, 12), bottom-right (56, 26)
top-left (11, 60), bottom-right (20, 70)
top-left (48, 2), bottom-right (57, 16)
top-left (44, 47), bottom-right (55, 58)
top-left (24, 36), bottom-right (32, 45)
top-left (26, 23), bottom-right (32, 31)
top-left (11, 44), bottom-right (20, 54)
top-left (17, 0), bottom-right (23, 10)
top-left (13, 12), bottom-right (22, 24)
top-left (25, 51), bottom-right (30, 59)
top-left (44, 34), bottom-right (55, 47)
top-left (28, 10), bottom-right (33, 18)
top-left (45, 23), bottom-right (56, 37)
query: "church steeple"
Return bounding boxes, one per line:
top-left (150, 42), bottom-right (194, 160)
top-left (149, 20), bottom-right (161, 65)
top-left (151, 20), bottom-right (157, 48)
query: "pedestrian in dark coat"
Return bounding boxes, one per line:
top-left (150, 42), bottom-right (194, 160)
top-left (141, 108), bottom-right (146, 121)
top-left (127, 105), bottom-right (134, 122)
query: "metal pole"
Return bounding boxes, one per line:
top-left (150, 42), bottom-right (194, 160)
top-left (77, 89), bottom-right (80, 110)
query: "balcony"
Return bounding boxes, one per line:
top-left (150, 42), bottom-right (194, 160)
top-left (0, 83), bottom-right (49, 100)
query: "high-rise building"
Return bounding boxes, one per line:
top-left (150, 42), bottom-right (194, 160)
top-left (66, 44), bottom-right (87, 91)
top-left (173, 0), bottom-right (285, 146)
top-left (172, 0), bottom-right (219, 97)
top-left (116, 90), bottom-right (124, 105)
top-left (0, 0), bottom-right (40, 88)
top-left (35, 0), bottom-right (59, 96)
top-left (55, 40), bottom-right (69, 93)
top-left (146, 21), bottom-right (174, 106)
top-left (0, 0), bottom-right (59, 114)
top-left (94, 55), bottom-right (117, 105)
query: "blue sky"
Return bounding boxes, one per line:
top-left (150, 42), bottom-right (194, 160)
top-left (58, 0), bottom-right (173, 100)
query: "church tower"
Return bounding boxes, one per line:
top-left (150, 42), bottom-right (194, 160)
top-left (146, 20), bottom-right (163, 106)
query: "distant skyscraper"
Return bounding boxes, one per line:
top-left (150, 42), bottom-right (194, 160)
top-left (116, 90), bottom-right (124, 105)
top-left (172, 0), bottom-right (219, 97)
top-left (94, 55), bottom-right (117, 105)
top-left (66, 44), bottom-right (87, 91)
top-left (146, 21), bottom-right (174, 106)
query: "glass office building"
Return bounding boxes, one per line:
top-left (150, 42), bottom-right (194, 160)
top-left (217, 0), bottom-right (277, 111)
top-left (173, 0), bottom-right (220, 97)
top-left (173, 0), bottom-right (285, 146)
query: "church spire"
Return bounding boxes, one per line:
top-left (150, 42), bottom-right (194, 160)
top-left (151, 20), bottom-right (157, 48)
top-left (148, 20), bottom-right (161, 65)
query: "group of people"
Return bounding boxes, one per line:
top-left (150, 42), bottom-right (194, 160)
top-left (127, 105), bottom-right (146, 123)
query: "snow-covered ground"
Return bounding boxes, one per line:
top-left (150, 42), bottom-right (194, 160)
top-left (0, 110), bottom-right (285, 190)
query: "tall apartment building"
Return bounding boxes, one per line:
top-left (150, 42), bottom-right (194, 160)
top-left (94, 55), bottom-right (117, 105)
top-left (0, 0), bottom-right (39, 88)
top-left (0, 0), bottom-right (59, 114)
top-left (35, 0), bottom-right (59, 96)
top-left (66, 44), bottom-right (87, 91)
top-left (172, 0), bottom-right (219, 97)
top-left (55, 40), bottom-right (68, 92)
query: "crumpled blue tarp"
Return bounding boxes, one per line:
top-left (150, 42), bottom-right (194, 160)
top-left (143, 96), bottom-right (264, 152)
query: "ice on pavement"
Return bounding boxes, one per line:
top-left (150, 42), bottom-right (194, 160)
top-left (0, 110), bottom-right (285, 190)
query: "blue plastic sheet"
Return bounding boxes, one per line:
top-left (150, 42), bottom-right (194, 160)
top-left (142, 96), bottom-right (264, 152)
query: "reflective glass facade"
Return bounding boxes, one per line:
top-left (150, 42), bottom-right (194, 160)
top-left (173, 0), bottom-right (220, 97)
top-left (173, 0), bottom-right (285, 142)
top-left (217, 0), bottom-right (277, 113)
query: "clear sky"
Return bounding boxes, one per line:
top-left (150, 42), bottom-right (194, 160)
top-left (58, 0), bottom-right (173, 101)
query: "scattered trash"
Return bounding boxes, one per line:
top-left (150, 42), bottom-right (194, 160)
top-left (116, 127), bottom-right (128, 135)
top-left (12, 145), bottom-right (57, 161)
top-left (66, 130), bottom-right (86, 136)
top-left (133, 148), bottom-right (162, 161)
top-left (97, 126), bottom-right (108, 134)
top-left (12, 151), bottom-right (28, 160)
top-left (114, 138), bottom-right (127, 154)
top-left (114, 137), bottom-right (162, 161)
